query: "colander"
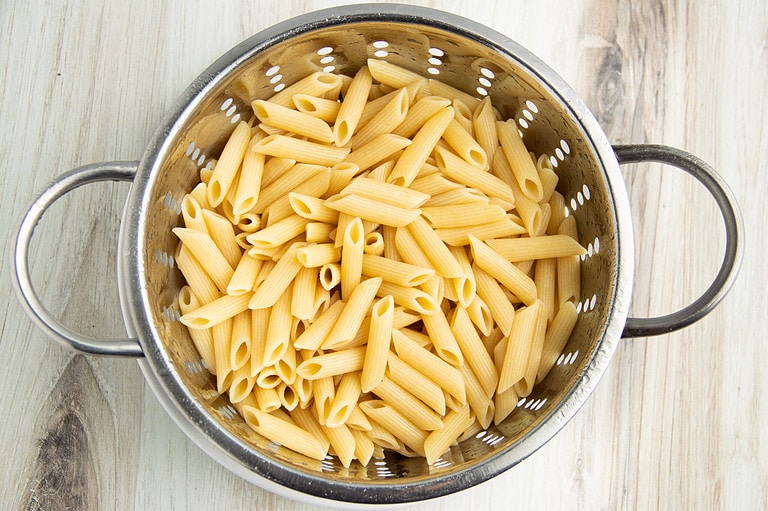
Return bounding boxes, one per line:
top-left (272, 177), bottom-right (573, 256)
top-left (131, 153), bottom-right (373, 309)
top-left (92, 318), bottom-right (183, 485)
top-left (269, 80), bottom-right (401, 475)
top-left (11, 4), bottom-right (743, 507)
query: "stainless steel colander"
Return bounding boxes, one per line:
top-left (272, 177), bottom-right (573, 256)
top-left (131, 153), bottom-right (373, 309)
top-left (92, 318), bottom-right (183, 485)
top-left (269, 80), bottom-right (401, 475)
top-left (12, 4), bottom-right (743, 507)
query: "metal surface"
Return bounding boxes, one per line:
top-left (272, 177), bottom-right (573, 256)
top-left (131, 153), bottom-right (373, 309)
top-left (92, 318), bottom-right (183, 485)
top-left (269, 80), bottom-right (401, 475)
top-left (10, 3), bottom-right (741, 507)
top-left (614, 144), bottom-right (744, 338)
top-left (11, 162), bottom-right (144, 357)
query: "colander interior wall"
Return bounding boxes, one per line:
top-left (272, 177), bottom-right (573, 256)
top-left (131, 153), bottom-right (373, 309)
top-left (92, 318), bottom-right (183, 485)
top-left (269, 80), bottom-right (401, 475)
top-left (134, 10), bottom-right (622, 500)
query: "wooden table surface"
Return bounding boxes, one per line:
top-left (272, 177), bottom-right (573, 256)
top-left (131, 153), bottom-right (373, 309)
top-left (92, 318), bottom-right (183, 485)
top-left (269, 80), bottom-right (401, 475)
top-left (1, 0), bottom-right (765, 509)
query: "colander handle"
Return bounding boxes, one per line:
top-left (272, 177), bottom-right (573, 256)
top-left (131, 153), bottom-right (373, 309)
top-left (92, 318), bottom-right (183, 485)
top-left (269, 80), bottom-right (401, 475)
top-left (11, 162), bottom-right (144, 357)
top-left (613, 145), bottom-right (744, 338)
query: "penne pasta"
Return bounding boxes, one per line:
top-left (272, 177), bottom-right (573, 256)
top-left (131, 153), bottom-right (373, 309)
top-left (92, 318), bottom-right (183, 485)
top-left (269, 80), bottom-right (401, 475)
top-left (377, 281), bottom-right (440, 316)
top-left (434, 216), bottom-right (527, 246)
top-left (362, 231), bottom-right (384, 256)
top-left (485, 235), bottom-right (586, 262)
top-left (293, 298), bottom-right (346, 351)
top-left (175, 244), bottom-right (219, 305)
top-left (326, 371), bottom-right (362, 428)
top-left (420, 310), bottom-right (464, 367)
top-left (181, 194), bottom-right (208, 233)
top-left (241, 406), bottom-right (327, 461)
top-left (473, 263), bottom-right (515, 337)
top-left (263, 287), bottom-right (293, 367)
top-left (296, 243), bottom-right (340, 268)
top-left (442, 119), bottom-right (488, 168)
top-left (421, 203), bottom-right (507, 229)
top-left (230, 310), bottom-right (251, 371)
top-left (297, 346), bottom-right (367, 380)
top-left (423, 404), bottom-right (472, 465)
top-left (386, 352), bottom-right (446, 415)
top-left (291, 266), bottom-right (318, 321)
top-left (292, 93), bottom-right (341, 123)
top-left (361, 254), bottom-right (434, 287)
top-left (361, 296), bottom-right (394, 393)
top-left (536, 300), bottom-right (579, 384)
top-left (173, 228), bottom-right (234, 293)
top-left (388, 106), bottom-right (454, 187)
top-left (252, 163), bottom-right (329, 214)
top-left (391, 329), bottom-right (465, 405)
top-left (324, 193), bottom-right (421, 228)
top-left (289, 192), bottom-right (340, 224)
top-left (497, 300), bottom-right (543, 393)
top-left (207, 120), bottom-right (251, 207)
top-left (252, 99), bottom-right (335, 143)
top-left (249, 242), bottom-right (305, 309)
top-left (557, 215), bottom-right (581, 304)
top-left (246, 214), bottom-right (309, 251)
top-left (177, 287), bottom-right (216, 375)
top-left (472, 96), bottom-right (499, 162)
top-left (469, 235), bottom-right (538, 306)
top-left (351, 87), bottom-right (409, 148)
top-left (372, 376), bottom-right (444, 431)
top-left (406, 216), bottom-right (464, 279)
top-left (323, 277), bottom-right (382, 349)
top-left (359, 400), bottom-right (427, 457)
top-left (459, 363), bottom-right (494, 429)
top-left (334, 66), bottom-right (373, 147)
top-left (496, 120), bottom-right (544, 202)
top-left (340, 177), bottom-right (429, 209)
top-left (267, 71), bottom-right (343, 108)
top-left (340, 217), bottom-right (365, 301)
top-left (343, 133), bottom-right (412, 172)
top-left (367, 58), bottom-right (426, 90)
top-left (435, 145), bottom-right (516, 204)
top-left (450, 306), bottom-right (498, 397)
top-left (252, 134), bottom-right (350, 166)
top-left (180, 292), bottom-right (252, 330)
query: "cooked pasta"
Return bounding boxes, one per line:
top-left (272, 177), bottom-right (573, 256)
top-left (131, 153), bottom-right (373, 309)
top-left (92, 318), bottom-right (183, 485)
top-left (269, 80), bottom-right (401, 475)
top-left (173, 65), bottom-right (588, 468)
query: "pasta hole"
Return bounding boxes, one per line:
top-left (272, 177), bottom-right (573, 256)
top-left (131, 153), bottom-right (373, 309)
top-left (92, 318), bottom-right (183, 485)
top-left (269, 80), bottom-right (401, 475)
top-left (293, 97), bottom-right (316, 112)
top-left (438, 349), bottom-right (462, 367)
top-left (232, 342), bottom-right (249, 369)
top-left (252, 101), bottom-right (269, 119)
top-left (327, 406), bottom-right (350, 427)
top-left (524, 179), bottom-right (543, 202)
top-left (258, 372), bottom-right (281, 388)
top-left (344, 219), bottom-right (364, 244)
top-left (335, 121), bottom-right (351, 146)
top-left (300, 362), bottom-right (322, 378)
top-left (218, 371), bottom-right (234, 393)
top-left (289, 196), bottom-right (313, 217)
top-left (234, 197), bottom-right (257, 216)
top-left (389, 176), bottom-right (406, 187)
top-left (178, 287), bottom-right (193, 307)
top-left (467, 148), bottom-right (486, 168)
top-left (185, 317), bottom-right (211, 329)
top-left (208, 180), bottom-right (223, 205)
top-left (230, 379), bottom-right (250, 400)
top-left (244, 408), bottom-right (260, 427)
top-left (315, 72), bottom-right (338, 84)
top-left (406, 272), bottom-right (432, 287)
top-left (414, 295), bottom-right (438, 314)
top-left (457, 278), bottom-right (475, 308)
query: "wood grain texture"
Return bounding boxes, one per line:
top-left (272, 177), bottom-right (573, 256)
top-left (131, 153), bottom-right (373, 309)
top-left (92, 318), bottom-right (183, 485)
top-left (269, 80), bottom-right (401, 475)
top-left (1, 0), bottom-right (765, 510)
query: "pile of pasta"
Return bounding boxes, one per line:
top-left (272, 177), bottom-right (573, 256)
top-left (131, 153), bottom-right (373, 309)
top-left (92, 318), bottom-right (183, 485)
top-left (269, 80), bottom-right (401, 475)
top-left (175, 59), bottom-right (584, 467)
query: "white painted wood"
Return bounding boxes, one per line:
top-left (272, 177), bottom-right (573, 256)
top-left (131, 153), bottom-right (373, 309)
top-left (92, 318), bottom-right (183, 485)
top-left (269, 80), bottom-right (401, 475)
top-left (1, 0), bottom-right (764, 509)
